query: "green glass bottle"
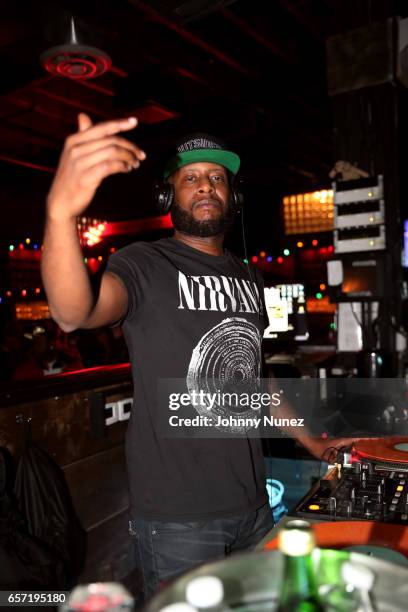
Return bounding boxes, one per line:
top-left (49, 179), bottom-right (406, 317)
top-left (277, 520), bottom-right (325, 612)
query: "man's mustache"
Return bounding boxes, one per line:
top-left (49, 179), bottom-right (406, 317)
top-left (193, 197), bottom-right (222, 209)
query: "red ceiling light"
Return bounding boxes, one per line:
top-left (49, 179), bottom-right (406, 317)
top-left (40, 18), bottom-right (111, 79)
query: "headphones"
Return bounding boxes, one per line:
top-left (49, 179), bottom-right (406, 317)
top-left (154, 174), bottom-right (244, 215)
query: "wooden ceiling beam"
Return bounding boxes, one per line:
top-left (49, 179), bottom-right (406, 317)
top-left (221, 7), bottom-right (296, 63)
top-left (130, 0), bottom-right (257, 78)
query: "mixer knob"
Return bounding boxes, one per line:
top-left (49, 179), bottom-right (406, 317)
top-left (361, 495), bottom-right (368, 512)
top-left (328, 497), bottom-right (337, 515)
top-left (319, 480), bottom-right (331, 496)
top-left (346, 501), bottom-right (353, 517)
top-left (354, 462), bottom-right (362, 474)
top-left (364, 500), bottom-right (373, 517)
top-left (367, 462), bottom-right (375, 475)
top-left (350, 487), bottom-right (356, 501)
top-left (381, 501), bottom-right (387, 517)
top-left (385, 479), bottom-right (395, 496)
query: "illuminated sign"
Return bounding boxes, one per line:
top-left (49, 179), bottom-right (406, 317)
top-left (15, 301), bottom-right (51, 320)
top-left (283, 190), bottom-right (334, 235)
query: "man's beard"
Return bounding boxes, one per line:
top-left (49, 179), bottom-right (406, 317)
top-left (171, 199), bottom-right (235, 237)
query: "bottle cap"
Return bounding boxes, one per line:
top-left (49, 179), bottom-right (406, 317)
top-left (61, 582), bottom-right (134, 611)
top-left (185, 576), bottom-right (224, 609)
top-left (341, 561), bottom-right (375, 591)
top-left (278, 520), bottom-right (315, 556)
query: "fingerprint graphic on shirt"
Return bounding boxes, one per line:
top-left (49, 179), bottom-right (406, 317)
top-left (186, 318), bottom-right (261, 433)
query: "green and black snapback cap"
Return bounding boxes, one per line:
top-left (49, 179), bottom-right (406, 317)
top-left (163, 132), bottom-right (241, 180)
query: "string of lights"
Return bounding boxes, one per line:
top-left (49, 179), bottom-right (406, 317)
top-left (4, 237), bottom-right (332, 260)
top-left (1, 236), bottom-right (334, 306)
top-left (247, 243), bottom-right (334, 264)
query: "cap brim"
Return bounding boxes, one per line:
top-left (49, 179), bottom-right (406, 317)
top-left (164, 149), bottom-right (240, 179)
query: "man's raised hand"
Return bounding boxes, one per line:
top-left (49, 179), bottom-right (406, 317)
top-left (46, 113), bottom-right (146, 221)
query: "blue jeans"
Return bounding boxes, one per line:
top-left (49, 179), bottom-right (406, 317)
top-left (129, 503), bottom-right (274, 601)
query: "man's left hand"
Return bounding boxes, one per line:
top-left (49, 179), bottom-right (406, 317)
top-left (303, 437), bottom-right (359, 462)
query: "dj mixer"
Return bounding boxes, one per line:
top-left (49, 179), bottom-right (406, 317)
top-left (294, 437), bottom-right (408, 524)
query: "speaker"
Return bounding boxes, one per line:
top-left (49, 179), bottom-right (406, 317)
top-left (327, 19), bottom-right (394, 95)
top-left (154, 176), bottom-right (244, 215)
top-left (327, 16), bottom-right (408, 95)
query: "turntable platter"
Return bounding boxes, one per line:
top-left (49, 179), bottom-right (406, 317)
top-left (354, 437), bottom-right (408, 463)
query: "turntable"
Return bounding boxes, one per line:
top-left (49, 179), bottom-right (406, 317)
top-left (294, 437), bottom-right (408, 527)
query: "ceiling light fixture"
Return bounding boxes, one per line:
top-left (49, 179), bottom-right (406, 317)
top-left (40, 17), bottom-right (112, 80)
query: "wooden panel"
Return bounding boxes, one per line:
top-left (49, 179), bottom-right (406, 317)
top-left (63, 445), bottom-right (129, 531)
top-left (0, 383), bottom-right (132, 465)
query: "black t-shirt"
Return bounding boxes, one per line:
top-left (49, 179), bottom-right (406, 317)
top-left (106, 237), bottom-right (268, 520)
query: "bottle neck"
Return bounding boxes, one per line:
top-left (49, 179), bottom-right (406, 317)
top-left (279, 553), bottom-right (323, 612)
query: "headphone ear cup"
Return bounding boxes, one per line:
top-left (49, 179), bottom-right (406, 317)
top-left (231, 176), bottom-right (244, 211)
top-left (154, 182), bottom-right (174, 214)
top-left (232, 189), bottom-right (244, 211)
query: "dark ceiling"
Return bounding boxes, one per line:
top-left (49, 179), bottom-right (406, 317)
top-left (0, 0), bottom-right (405, 250)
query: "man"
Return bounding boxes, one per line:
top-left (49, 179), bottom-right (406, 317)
top-left (41, 114), bottom-right (353, 599)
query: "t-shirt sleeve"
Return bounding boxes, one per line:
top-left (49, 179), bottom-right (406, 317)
top-left (105, 245), bottom-right (147, 321)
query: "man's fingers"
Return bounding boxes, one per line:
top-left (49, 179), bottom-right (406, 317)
top-left (71, 116), bottom-right (138, 144)
top-left (85, 159), bottom-right (133, 186)
top-left (75, 145), bottom-right (141, 172)
top-left (78, 113), bottom-right (93, 132)
top-left (70, 136), bottom-right (146, 162)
